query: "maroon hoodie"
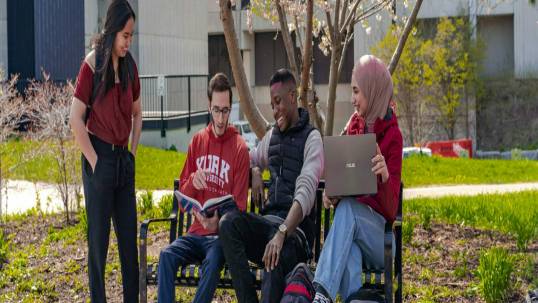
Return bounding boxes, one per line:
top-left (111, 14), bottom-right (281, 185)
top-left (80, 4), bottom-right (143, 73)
top-left (346, 112), bottom-right (403, 222)
top-left (180, 123), bottom-right (250, 236)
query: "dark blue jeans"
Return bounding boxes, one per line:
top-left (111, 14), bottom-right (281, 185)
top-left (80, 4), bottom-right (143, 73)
top-left (157, 234), bottom-right (225, 303)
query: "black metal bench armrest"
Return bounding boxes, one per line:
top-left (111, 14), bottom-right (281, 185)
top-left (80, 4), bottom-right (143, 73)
top-left (140, 215), bottom-right (178, 241)
top-left (139, 214), bottom-right (177, 303)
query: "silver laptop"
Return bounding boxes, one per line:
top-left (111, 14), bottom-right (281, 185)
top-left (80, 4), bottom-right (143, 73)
top-left (323, 133), bottom-right (377, 197)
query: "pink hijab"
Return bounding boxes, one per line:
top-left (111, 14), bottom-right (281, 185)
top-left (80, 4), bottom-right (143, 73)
top-left (352, 55), bottom-right (393, 130)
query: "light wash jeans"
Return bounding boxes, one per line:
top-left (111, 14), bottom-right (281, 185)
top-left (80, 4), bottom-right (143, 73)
top-left (313, 198), bottom-right (393, 301)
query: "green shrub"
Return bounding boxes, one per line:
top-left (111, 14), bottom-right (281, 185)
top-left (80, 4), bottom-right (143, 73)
top-left (0, 229), bottom-right (9, 267)
top-left (453, 251), bottom-right (470, 279)
top-left (157, 194), bottom-right (174, 218)
top-left (77, 207), bottom-right (88, 241)
top-left (420, 208), bottom-right (433, 230)
top-left (511, 148), bottom-right (523, 160)
top-left (137, 190), bottom-right (154, 216)
top-left (507, 213), bottom-right (536, 251)
top-left (476, 247), bottom-right (514, 303)
top-left (402, 216), bottom-right (416, 244)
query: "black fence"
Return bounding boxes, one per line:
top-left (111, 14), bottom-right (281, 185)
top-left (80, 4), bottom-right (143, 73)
top-left (140, 74), bottom-right (209, 136)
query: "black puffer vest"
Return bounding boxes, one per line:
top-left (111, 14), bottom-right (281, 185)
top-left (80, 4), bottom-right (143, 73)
top-left (263, 108), bottom-right (316, 247)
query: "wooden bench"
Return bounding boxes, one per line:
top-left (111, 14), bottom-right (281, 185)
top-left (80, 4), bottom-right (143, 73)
top-left (139, 180), bottom-right (403, 303)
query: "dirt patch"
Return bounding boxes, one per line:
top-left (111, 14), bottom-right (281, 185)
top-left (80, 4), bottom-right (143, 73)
top-left (0, 215), bottom-right (535, 302)
top-left (405, 222), bottom-right (537, 302)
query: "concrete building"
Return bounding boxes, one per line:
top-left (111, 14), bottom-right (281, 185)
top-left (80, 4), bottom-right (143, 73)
top-left (0, 0), bottom-right (7, 77)
top-left (82, 0), bottom-right (209, 151)
top-left (2, 0), bottom-right (537, 150)
top-left (3, 0), bottom-right (84, 88)
top-left (355, 0), bottom-right (538, 79)
top-left (1, 0), bottom-right (210, 152)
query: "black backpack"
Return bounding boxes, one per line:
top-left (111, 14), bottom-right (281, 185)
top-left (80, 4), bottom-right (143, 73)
top-left (280, 263), bottom-right (315, 303)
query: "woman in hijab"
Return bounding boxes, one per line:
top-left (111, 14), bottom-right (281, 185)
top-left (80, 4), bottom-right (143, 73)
top-left (312, 55), bottom-right (403, 303)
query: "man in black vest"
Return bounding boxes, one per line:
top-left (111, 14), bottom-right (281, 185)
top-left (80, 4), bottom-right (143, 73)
top-left (219, 69), bottom-right (324, 303)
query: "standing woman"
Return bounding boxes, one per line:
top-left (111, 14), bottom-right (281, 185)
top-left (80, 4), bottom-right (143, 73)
top-left (69, 0), bottom-right (141, 302)
top-left (312, 55), bottom-right (403, 303)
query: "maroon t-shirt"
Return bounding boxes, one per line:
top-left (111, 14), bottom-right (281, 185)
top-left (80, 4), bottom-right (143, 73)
top-left (74, 60), bottom-right (140, 146)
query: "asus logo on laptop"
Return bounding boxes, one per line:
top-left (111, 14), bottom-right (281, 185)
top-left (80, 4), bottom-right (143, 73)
top-left (345, 162), bottom-right (356, 168)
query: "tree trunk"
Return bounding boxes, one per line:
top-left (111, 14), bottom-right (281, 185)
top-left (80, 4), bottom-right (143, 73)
top-left (324, 44), bottom-right (341, 136)
top-left (308, 67), bottom-right (325, 132)
top-left (219, 0), bottom-right (268, 139)
top-left (275, 0), bottom-right (300, 82)
top-left (299, 0), bottom-right (319, 127)
top-left (388, 0), bottom-right (423, 75)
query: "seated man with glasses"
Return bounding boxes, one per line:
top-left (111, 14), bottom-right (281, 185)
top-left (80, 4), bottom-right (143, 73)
top-left (157, 73), bottom-right (250, 303)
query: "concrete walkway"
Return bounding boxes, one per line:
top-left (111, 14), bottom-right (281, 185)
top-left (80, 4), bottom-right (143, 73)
top-left (2, 179), bottom-right (538, 215)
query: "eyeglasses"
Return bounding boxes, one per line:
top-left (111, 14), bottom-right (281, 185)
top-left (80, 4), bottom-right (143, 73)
top-left (211, 107), bottom-right (231, 115)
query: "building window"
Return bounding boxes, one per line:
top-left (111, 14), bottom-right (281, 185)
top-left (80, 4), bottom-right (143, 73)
top-left (478, 15), bottom-right (514, 78)
top-left (208, 34), bottom-right (235, 86)
top-left (255, 31), bottom-right (299, 85)
top-left (313, 36), bottom-right (354, 84)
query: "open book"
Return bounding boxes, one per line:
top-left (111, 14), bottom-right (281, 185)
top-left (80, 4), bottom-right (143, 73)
top-left (174, 190), bottom-right (238, 217)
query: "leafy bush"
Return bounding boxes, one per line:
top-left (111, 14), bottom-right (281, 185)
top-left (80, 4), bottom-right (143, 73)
top-left (157, 194), bottom-right (173, 218)
top-left (137, 191), bottom-right (154, 216)
top-left (77, 207), bottom-right (88, 241)
top-left (402, 216), bottom-right (417, 244)
top-left (0, 229), bottom-right (9, 267)
top-left (476, 247), bottom-right (514, 303)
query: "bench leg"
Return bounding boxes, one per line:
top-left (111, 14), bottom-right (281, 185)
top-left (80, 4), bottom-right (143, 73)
top-left (139, 238), bottom-right (148, 303)
top-left (384, 226), bottom-right (393, 303)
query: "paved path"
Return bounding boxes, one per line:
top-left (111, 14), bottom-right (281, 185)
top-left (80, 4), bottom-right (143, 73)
top-left (2, 179), bottom-right (538, 215)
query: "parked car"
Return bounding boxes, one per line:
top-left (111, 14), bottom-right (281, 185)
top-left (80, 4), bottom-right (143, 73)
top-left (232, 120), bottom-right (258, 150)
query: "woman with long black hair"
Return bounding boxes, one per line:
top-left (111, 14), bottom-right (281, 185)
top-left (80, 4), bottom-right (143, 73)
top-left (69, 0), bottom-right (141, 301)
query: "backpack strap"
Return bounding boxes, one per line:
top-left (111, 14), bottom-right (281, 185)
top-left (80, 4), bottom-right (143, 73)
top-left (84, 50), bottom-right (101, 125)
top-left (84, 70), bottom-right (100, 125)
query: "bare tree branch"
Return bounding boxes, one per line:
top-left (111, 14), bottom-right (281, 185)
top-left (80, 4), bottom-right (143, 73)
top-left (351, 0), bottom-right (391, 26)
top-left (299, 0), bottom-right (314, 110)
top-left (275, 0), bottom-right (300, 81)
top-left (294, 15), bottom-right (305, 60)
top-left (334, 0), bottom-right (342, 31)
top-left (24, 72), bottom-right (80, 223)
top-left (388, 0), bottom-right (424, 74)
top-left (339, 0), bottom-right (351, 33)
top-left (340, 0), bottom-right (362, 33)
top-left (337, 27), bottom-right (354, 80)
top-left (325, 10), bottom-right (335, 43)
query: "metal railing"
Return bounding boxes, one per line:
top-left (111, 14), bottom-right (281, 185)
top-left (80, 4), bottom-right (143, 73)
top-left (140, 74), bottom-right (208, 135)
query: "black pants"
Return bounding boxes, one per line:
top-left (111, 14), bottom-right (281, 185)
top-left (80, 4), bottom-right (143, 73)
top-left (82, 135), bottom-right (139, 303)
top-left (219, 211), bottom-right (307, 303)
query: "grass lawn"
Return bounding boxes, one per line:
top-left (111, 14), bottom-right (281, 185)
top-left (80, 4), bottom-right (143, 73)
top-left (2, 139), bottom-right (538, 189)
top-left (402, 190), bottom-right (538, 302)
top-left (402, 154), bottom-right (538, 187)
top-left (2, 139), bottom-right (185, 190)
top-left (0, 190), bottom-right (536, 302)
